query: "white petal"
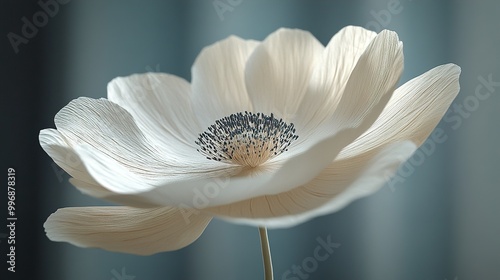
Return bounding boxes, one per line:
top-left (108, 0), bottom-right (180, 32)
top-left (320, 26), bottom-right (378, 97)
top-left (40, 128), bottom-right (158, 202)
top-left (191, 36), bottom-right (259, 128)
top-left (39, 128), bottom-right (94, 183)
top-left (54, 97), bottom-right (218, 178)
top-left (295, 26), bottom-right (377, 133)
top-left (44, 206), bottom-right (212, 255)
top-left (245, 28), bottom-right (324, 121)
top-left (331, 29), bottom-right (404, 129)
top-left (107, 73), bottom-right (202, 151)
top-left (208, 141), bottom-right (417, 228)
top-left (340, 64), bottom-right (461, 159)
top-left (39, 128), bottom-right (116, 198)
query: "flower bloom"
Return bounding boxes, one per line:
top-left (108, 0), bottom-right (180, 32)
top-left (40, 26), bottom-right (460, 255)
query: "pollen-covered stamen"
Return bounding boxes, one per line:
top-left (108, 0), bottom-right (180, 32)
top-left (195, 112), bottom-right (299, 167)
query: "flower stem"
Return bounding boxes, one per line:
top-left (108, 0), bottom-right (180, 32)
top-left (259, 227), bottom-right (274, 280)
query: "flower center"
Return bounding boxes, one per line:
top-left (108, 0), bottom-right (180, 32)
top-left (195, 112), bottom-right (299, 167)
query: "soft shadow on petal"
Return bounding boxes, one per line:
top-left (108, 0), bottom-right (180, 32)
top-left (40, 128), bottom-right (95, 184)
top-left (245, 28), bottom-right (324, 122)
top-left (44, 206), bottom-right (212, 255)
top-left (340, 63), bottom-right (461, 159)
top-left (191, 36), bottom-right (259, 128)
top-left (68, 178), bottom-right (114, 199)
top-left (108, 73), bottom-right (202, 150)
top-left (208, 141), bottom-right (417, 228)
top-left (295, 26), bottom-right (377, 134)
top-left (39, 129), bottom-right (119, 197)
top-left (68, 178), bottom-right (162, 208)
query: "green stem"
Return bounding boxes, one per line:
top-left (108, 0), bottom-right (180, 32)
top-left (259, 227), bottom-right (274, 280)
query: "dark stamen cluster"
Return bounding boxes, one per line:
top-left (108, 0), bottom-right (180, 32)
top-left (195, 112), bottom-right (299, 167)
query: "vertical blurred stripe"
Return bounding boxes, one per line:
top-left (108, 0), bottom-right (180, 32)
top-left (360, 1), bottom-right (456, 280)
top-left (451, 0), bottom-right (500, 278)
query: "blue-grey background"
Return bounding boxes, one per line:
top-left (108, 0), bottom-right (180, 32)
top-left (2, 0), bottom-right (499, 279)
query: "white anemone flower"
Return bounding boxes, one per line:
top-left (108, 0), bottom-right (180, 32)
top-left (40, 26), bottom-right (460, 258)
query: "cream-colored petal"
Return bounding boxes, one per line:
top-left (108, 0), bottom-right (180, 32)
top-left (208, 141), bottom-right (417, 228)
top-left (107, 73), bottom-right (202, 151)
top-left (331, 29), bottom-right (404, 129)
top-left (39, 128), bottom-right (117, 198)
top-left (295, 26), bottom-right (377, 133)
top-left (44, 206), bottom-right (212, 255)
top-left (40, 128), bottom-right (160, 202)
top-left (320, 26), bottom-right (378, 101)
top-left (191, 36), bottom-right (259, 128)
top-left (340, 64), bottom-right (461, 159)
top-left (245, 28), bottom-right (324, 121)
top-left (54, 97), bottom-right (220, 178)
top-left (39, 128), bottom-right (94, 184)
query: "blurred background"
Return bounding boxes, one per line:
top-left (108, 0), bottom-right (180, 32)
top-left (1, 0), bottom-right (499, 279)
